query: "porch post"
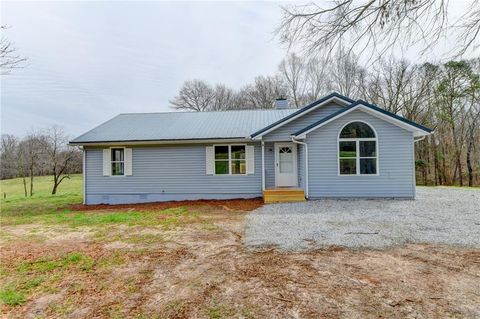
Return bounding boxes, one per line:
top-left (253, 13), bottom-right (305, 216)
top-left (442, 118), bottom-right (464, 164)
top-left (261, 141), bottom-right (265, 191)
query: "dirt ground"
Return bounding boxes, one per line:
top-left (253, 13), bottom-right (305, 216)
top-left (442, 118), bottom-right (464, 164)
top-left (1, 200), bottom-right (479, 318)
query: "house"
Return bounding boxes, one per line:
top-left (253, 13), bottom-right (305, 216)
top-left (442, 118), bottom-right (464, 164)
top-left (69, 92), bottom-right (433, 204)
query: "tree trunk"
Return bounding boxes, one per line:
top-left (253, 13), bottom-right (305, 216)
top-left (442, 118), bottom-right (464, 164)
top-left (441, 143), bottom-right (448, 185)
top-left (52, 183), bottom-right (58, 195)
top-left (453, 162), bottom-right (458, 185)
top-left (29, 159), bottom-right (34, 196)
top-left (52, 174), bottom-right (59, 195)
top-left (431, 136), bottom-right (439, 186)
top-left (456, 150), bottom-right (463, 186)
top-left (30, 173), bottom-right (34, 196)
top-left (449, 110), bottom-right (464, 186)
top-left (423, 167), bottom-right (427, 186)
top-left (22, 175), bottom-right (27, 197)
top-left (51, 173), bottom-right (69, 195)
top-left (466, 137), bottom-right (474, 187)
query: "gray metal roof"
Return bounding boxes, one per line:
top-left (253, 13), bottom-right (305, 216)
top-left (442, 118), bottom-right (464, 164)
top-left (70, 109), bottom-right (298, 143)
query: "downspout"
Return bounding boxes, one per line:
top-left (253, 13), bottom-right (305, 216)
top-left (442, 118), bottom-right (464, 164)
top-left (82, 146), bottom-right (86, 205)
top-left (291, 136), bottom-right (308, 199)
top-left (261, 140), bottom-right (265, 191)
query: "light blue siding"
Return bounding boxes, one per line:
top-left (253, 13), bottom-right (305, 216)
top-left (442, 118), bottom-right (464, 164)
top-left (264, 142), bottom-right (276, 188)
top-left (306, 110), bottom-right (415, 198)
top-left (83, 107), bottom-right (417, 204)
top-left (298, 143), bottom-right (305, 189)
top-left (85, 143), bottom-right (263, 204)
top-left (263, 103), bottom-right (343, 141)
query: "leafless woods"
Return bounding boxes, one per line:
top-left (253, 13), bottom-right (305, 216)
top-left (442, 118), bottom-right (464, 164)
top-left (0, 126), bottom-right (82, 195)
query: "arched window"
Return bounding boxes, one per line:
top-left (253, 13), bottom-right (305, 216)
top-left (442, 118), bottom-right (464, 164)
top-left (338, 121), bottom-right (377, 175)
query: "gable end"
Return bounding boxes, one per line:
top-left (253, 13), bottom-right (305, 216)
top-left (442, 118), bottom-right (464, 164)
top-left (250, 92), bottom-right (355, 138)
top-left (293, 101), bottom-right (433, 138)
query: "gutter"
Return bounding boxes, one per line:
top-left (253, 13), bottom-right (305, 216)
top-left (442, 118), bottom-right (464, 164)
top-left (414, 135), bottom-right (426, 143)
top-left (291, 136), bottom-right (309, 199)
top-left (69, 137), bottom-right (252, 147)
top-left (82, 146), bottom-right (86, 205)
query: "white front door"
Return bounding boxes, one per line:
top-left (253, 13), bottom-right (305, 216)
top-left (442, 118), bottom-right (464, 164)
top-left (275, 143), bottom-right (297, 187)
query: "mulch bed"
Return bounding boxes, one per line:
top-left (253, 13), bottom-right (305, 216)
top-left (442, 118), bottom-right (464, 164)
top-left (69, 198), bottom-right (264, 212)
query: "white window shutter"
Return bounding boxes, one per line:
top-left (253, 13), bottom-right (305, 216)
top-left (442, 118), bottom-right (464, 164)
top-left (206, 146), bottom-right (214, 175)
top-left (246, 145), bottom-right (255, 175)
top-left (103, 149), bottom-right (110, 176)
top-left (125, 148), bottom-right (133, 176)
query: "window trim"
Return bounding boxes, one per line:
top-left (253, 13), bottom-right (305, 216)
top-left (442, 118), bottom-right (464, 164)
top-left (213, 144), bottom-right (247, 176)
top-left (110, 146), bottom-right (126, 177)
top-left (337, 121), bottom-right (379, 176)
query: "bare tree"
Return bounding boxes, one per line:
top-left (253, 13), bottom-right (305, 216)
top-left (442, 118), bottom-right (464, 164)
top-left (16, 141), bottom-right (29, 197)
top-left (327, 47), bottom-right (365, 97)
top-left (465, 99), bottom-right (480, 187)
top-left (239, 75), bottom-right (289, 109)
top-left (279, 49), bottom-right (365, 104)
top-left (437, 61), bottom-right (477, 185)
top-left (17, 132), bottom-right (43, 196)
top-left (40, 126), bottom-right (79, 195)
top-left (210, 84), bottom-right (239, 111)
top-left (464, 59), bottom-right (480, 186)
top-left (1, 25), bottom-right (26, 74)
top-left (360, 59), bottom-right (434, 117)
top-left (0, 134), bottom-right (19, 180)
top-left (170, 80), bottom-right (215, 112)
top-left (1, 129), bottom-right (83, 199)
top-left (279, 53), bottom-right (307, 107)
top-left (305, 57), bottom-right (330, 101)
top-left (276, 1), bottom-right (480, 60)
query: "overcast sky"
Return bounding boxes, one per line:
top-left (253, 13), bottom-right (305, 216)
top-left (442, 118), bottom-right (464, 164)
top-left (0, 1), bottom-right (474, 138)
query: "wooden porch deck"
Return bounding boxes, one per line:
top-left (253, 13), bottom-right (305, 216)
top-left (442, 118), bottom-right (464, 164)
top-left (263, 188), bottom-right (306, 203)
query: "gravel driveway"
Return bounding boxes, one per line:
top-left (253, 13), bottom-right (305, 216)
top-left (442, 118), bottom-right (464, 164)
top-left (245, 187), bottom-right (480, 250)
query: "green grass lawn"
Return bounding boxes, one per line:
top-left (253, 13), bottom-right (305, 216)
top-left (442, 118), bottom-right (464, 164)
top-left (0, 175), bottom-right (83, 222)
top-left (0, 174), bottom-right (202, 228)
top-left (0, 174), bottom-right (82, 200)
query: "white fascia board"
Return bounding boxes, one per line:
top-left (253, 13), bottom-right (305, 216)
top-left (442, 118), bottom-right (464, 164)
top-left (359, 107), bottom-right (432, 137)
top-left (70, 138), bottom-right (256, 147)
top-left (252, 96), bottom-right (351, 138)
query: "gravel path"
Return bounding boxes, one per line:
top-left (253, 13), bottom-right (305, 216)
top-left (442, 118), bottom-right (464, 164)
top-left (245, 187), bottom-right (480, 250)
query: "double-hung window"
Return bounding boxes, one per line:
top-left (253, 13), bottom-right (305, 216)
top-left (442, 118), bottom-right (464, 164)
top-left (339, 121), bottom-right (377, 175)
top-left (111, 148), bottom-right (125, 176)
top-left (214, 145), bottom-right (246, 175)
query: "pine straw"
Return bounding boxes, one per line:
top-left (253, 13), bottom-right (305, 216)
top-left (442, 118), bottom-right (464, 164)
top-left (69, 198), bottom-right (264, 212)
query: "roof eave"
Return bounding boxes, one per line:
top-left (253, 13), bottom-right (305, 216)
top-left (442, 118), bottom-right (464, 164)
top-left (68, 137), bottom-right (255, 147)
